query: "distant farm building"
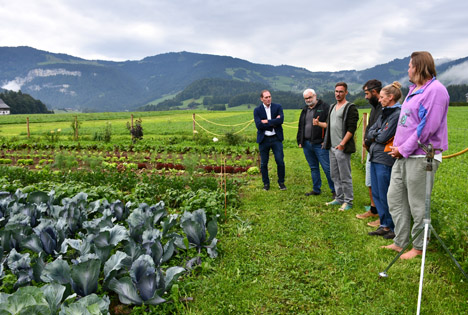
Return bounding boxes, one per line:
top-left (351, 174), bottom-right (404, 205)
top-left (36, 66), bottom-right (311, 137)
top-left (0, 99), bottom-right (10, 115)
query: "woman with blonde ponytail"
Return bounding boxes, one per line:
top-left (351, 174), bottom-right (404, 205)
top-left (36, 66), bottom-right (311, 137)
top-left (365, 81), bottom-right (402, 239)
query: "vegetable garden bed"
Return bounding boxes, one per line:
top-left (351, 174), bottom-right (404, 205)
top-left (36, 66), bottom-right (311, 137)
top-left (0, 190), bottom-right (218, 313)
top-left (0, 153), bottom-right (246, 313)
top-left (0, 148), bottom-right (260, 175)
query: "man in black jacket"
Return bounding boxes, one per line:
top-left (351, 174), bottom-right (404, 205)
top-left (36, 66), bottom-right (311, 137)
top-left (254, 90), bottom-right (286, 191)
top-left (297, 89), bottom-right (335, 197)
top-left (356, 80), bottom-right (382, 223)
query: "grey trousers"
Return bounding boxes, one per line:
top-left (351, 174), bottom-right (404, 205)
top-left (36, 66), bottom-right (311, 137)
top-left (329, 147), bottom-right (353, 205)
top-left (387, 157), bottom-right (439, 250)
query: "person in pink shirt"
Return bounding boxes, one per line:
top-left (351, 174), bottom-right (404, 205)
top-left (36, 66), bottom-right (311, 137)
top-left (382, 51), bottom-right (449, 259)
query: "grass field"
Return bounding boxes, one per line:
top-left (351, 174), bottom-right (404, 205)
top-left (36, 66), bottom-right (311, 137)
top-left (179, 107), bottom-right (468, 314)
top-left (1, 107), bottom-right (467, 314)
top-left (182, 147), bottom-right (468, 314)
top-left (1, 107), bottom-right (466, 153)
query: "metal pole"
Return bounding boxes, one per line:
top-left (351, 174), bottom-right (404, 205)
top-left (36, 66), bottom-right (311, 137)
top-left (430, 225), bottom-right (468, 280)
top-left (417, 222), bottom-right (430, 315)
top-left (379, 142), bottom-right (468, 314)
top-left (416, 150), bottom-right (435, 315)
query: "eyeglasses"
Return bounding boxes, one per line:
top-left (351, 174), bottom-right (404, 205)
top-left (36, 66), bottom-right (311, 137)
top-left (304, 96), bottom-right (314, 100)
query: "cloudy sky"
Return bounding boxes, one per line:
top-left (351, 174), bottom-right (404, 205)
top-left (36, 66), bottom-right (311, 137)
top-left (1, 0), bottom-right (467, 72)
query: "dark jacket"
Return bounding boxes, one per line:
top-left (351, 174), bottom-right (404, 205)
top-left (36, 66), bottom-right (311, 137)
top-left (364, 101), bottom-right (383, 151)
top-left (366, 104), bottom-right (401, 166)
top-left (253, 102), bottom-right (284, 143)
top-left (296, 100), bottom-right (330, 146)
top-left (323, 102), bottom-right (359, 154)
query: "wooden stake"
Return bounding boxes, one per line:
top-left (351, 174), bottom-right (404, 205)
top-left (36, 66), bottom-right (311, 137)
top-left (131, 114), bottom-right (134, 141)
top-left (224, 156), bottom-right (227, 220)
top-left (27, 117), bottom-right (30, 138)
top-left (193, 113), bottom-right (196, 134)
top-left (74, 116), bottom-right (78, 140)
top-left (362, 112), bottom-right (368, 163)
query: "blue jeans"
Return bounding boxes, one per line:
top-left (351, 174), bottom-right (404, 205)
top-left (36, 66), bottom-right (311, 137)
top-left (259, 136), bottom-right (285, 185)
top-left (302, 141), bottom-right (334, 194)
top-left (370, 162), bottom-right (394, 230)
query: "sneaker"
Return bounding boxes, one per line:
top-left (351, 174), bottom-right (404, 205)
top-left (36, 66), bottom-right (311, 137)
top-left (367, 219), bottom-right (380, 227)
top-left (305, 191), bottom-right (320, 196)
top-left (326, 199), bottom-right (341, 206)
top-left (338, 203), bottom-right (352, 211)
top-left (279, 183), bottom-right (287, 191)
top-left (383, 231), bottom-right (396, 239)
top-left (368, 227), bottom-right (391, 236)
top-left (356, 210), bottom-right (379, 219)
top-left (263, 184), bottom-right (270, 191)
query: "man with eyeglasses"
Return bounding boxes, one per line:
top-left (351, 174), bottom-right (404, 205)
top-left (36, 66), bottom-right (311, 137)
top-left (254, 90), bottom-right (286, 191)
top-left (323, 82), bottom-right (359, 211)
top-left (297, 89), bottom-right (335, 197)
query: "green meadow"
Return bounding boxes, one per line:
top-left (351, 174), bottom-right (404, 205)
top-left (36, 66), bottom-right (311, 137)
top-left (0, 107), bottom-right (467, 314)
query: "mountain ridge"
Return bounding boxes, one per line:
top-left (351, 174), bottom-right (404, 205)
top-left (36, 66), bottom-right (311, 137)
top-left (1, 46), bottom-right (467, 112)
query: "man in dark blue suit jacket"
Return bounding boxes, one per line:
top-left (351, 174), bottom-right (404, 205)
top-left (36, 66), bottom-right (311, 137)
top-left (253, 90), bottom-right (286, 191)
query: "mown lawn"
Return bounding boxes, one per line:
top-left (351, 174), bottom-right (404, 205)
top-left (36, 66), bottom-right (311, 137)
top-left (182, 147), bottom-right (468, 314)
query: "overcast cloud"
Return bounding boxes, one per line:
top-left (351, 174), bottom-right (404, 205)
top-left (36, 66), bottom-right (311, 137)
top-left (1, 0), bottom-right (467, 71)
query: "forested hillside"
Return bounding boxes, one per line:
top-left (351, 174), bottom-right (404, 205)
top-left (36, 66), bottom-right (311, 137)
top-left (0, 90), bottom-right (53, 114)
top-left (139, 78), bottom-right (468, 111)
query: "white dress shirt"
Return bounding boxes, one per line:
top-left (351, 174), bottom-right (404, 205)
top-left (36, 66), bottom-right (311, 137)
top-left (263, 104), bottom-right (276, 136)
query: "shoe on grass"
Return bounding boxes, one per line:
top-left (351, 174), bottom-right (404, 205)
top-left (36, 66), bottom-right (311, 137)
top-left (367, 219), bottom-right (380, 227)
top-left (279, 183), bottom-right (287, 191)
top-left (263, 184), bottom-right (270, 191)
top-left (325, 199), bottom-right (341, 206)
top-left (338, 203), bottom-right (352, 211)
top-left (305, 191), bottom-right (320, 196)
top-left (368, 227), bottom-right (391, 236)
top-left (356, 210), bottom-right (379, 219)
top-left (383, 231), bottom-right (396, 239)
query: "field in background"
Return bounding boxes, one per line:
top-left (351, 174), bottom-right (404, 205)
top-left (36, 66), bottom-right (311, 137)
top-left (1, 107), bottom-right (467, 153)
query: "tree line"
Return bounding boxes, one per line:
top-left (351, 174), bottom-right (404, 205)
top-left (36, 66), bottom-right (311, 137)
top-left (140, 78), bottom-right (468, 111)
top-left (0, 90), bottom-right (53, 114)
top-left (3, 80), bottom-right (467, 114)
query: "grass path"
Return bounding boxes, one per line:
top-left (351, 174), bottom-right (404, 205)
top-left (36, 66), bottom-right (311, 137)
top-left (183, 148), bottom-right (468, 314)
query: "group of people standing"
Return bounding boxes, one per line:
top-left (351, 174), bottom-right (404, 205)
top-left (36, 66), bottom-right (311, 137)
top-left (253, 51), bottom-right (449, 260)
